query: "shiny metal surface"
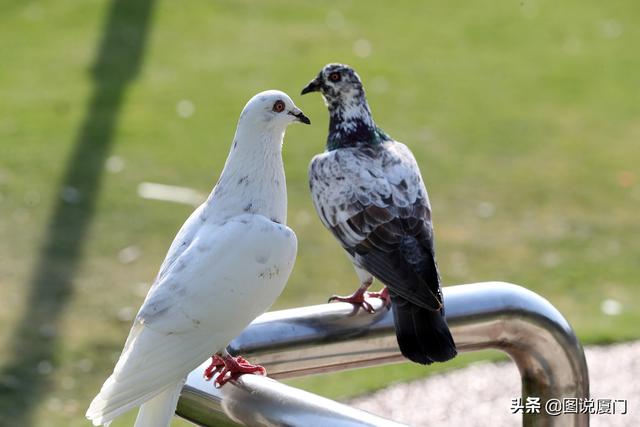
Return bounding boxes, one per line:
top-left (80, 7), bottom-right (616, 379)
top-left (177, 362), bottom-right (406, 427)
top-left (177, 282), bottom-right (589, 427)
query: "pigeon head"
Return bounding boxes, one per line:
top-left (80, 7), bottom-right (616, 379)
top-left (240, 90), bottom-right (311, 130)
top-left (301, 64), bottom-right (366, 110)
top-left (301, 65), bottom-right (389, 150)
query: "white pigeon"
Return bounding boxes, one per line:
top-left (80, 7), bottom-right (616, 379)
top-left (86, 90), bottom-right (310, 427)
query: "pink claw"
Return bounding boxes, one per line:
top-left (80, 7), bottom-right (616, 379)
top-left (204, 354), bottom-right (266, 388)
top-left (328, 286), bottom-right (391, 313)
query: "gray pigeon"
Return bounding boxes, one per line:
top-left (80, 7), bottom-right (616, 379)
top-left (301, 64), bottom-right (456, 365)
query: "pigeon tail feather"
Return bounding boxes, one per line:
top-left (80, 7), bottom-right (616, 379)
top-left (390, 293), bottom-right (457, 365)
top-left (134, 379), bottom-right (184, 427)
top-left (85, 325), bottom-right (211, 426)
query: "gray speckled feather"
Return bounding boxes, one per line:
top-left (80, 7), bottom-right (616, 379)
top-left (309, 140), bottom-right (442, 310)
top-left (303, 63), bottom-right (456, 365)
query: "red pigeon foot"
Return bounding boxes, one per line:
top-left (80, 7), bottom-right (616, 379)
top-left (204, 353), bottom-right (266, 388)
top-left (365, 286), bottom-right (391, 309)
top-left (203, 354), bottom-right (226, 380)
top-left (328, 286), bottom-right (390, 314)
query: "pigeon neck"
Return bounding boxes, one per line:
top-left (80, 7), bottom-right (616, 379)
top-left (206, 126), bottom-right (288, 224)
top-left (326, 95), bottom-right (391, 151)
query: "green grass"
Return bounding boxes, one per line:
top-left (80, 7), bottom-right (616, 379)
top-left (1, 0), bottom-right (639, 426)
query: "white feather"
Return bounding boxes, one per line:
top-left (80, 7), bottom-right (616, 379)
top-left (87, 90), bottom-right (302, 426)
top-left (134, 380), bottom-right (185, 427)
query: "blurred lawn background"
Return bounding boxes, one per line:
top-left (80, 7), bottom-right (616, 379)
top-left (1, 0), bottom-right (639, 426)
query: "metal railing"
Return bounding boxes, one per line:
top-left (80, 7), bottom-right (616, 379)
top-left (176, 282), bottom-right (590, 427)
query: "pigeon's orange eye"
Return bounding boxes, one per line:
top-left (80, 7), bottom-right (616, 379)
top-left (329, 72), bottom-right (341, 82)
top-left (273, 100), bottom-right (285, 113)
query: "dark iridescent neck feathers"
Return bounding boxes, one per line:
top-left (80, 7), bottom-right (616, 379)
top-left (325, 88), bottom-right (391, 151)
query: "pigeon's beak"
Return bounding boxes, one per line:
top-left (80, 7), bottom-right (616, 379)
top-left (301, 76), bottom-right (322, 95)
top-left (289, 109), bottom-right (311, 125)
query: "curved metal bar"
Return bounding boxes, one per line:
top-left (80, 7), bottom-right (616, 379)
top-left (177, 282), bottom-right (589, 426)
top-left (178, 365), bottom-right (406, 427)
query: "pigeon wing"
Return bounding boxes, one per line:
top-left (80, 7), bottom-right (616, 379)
top-left (309, 142), bottom-right (443, 311)
top-left (87, 215), bottom-right (297, 424)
